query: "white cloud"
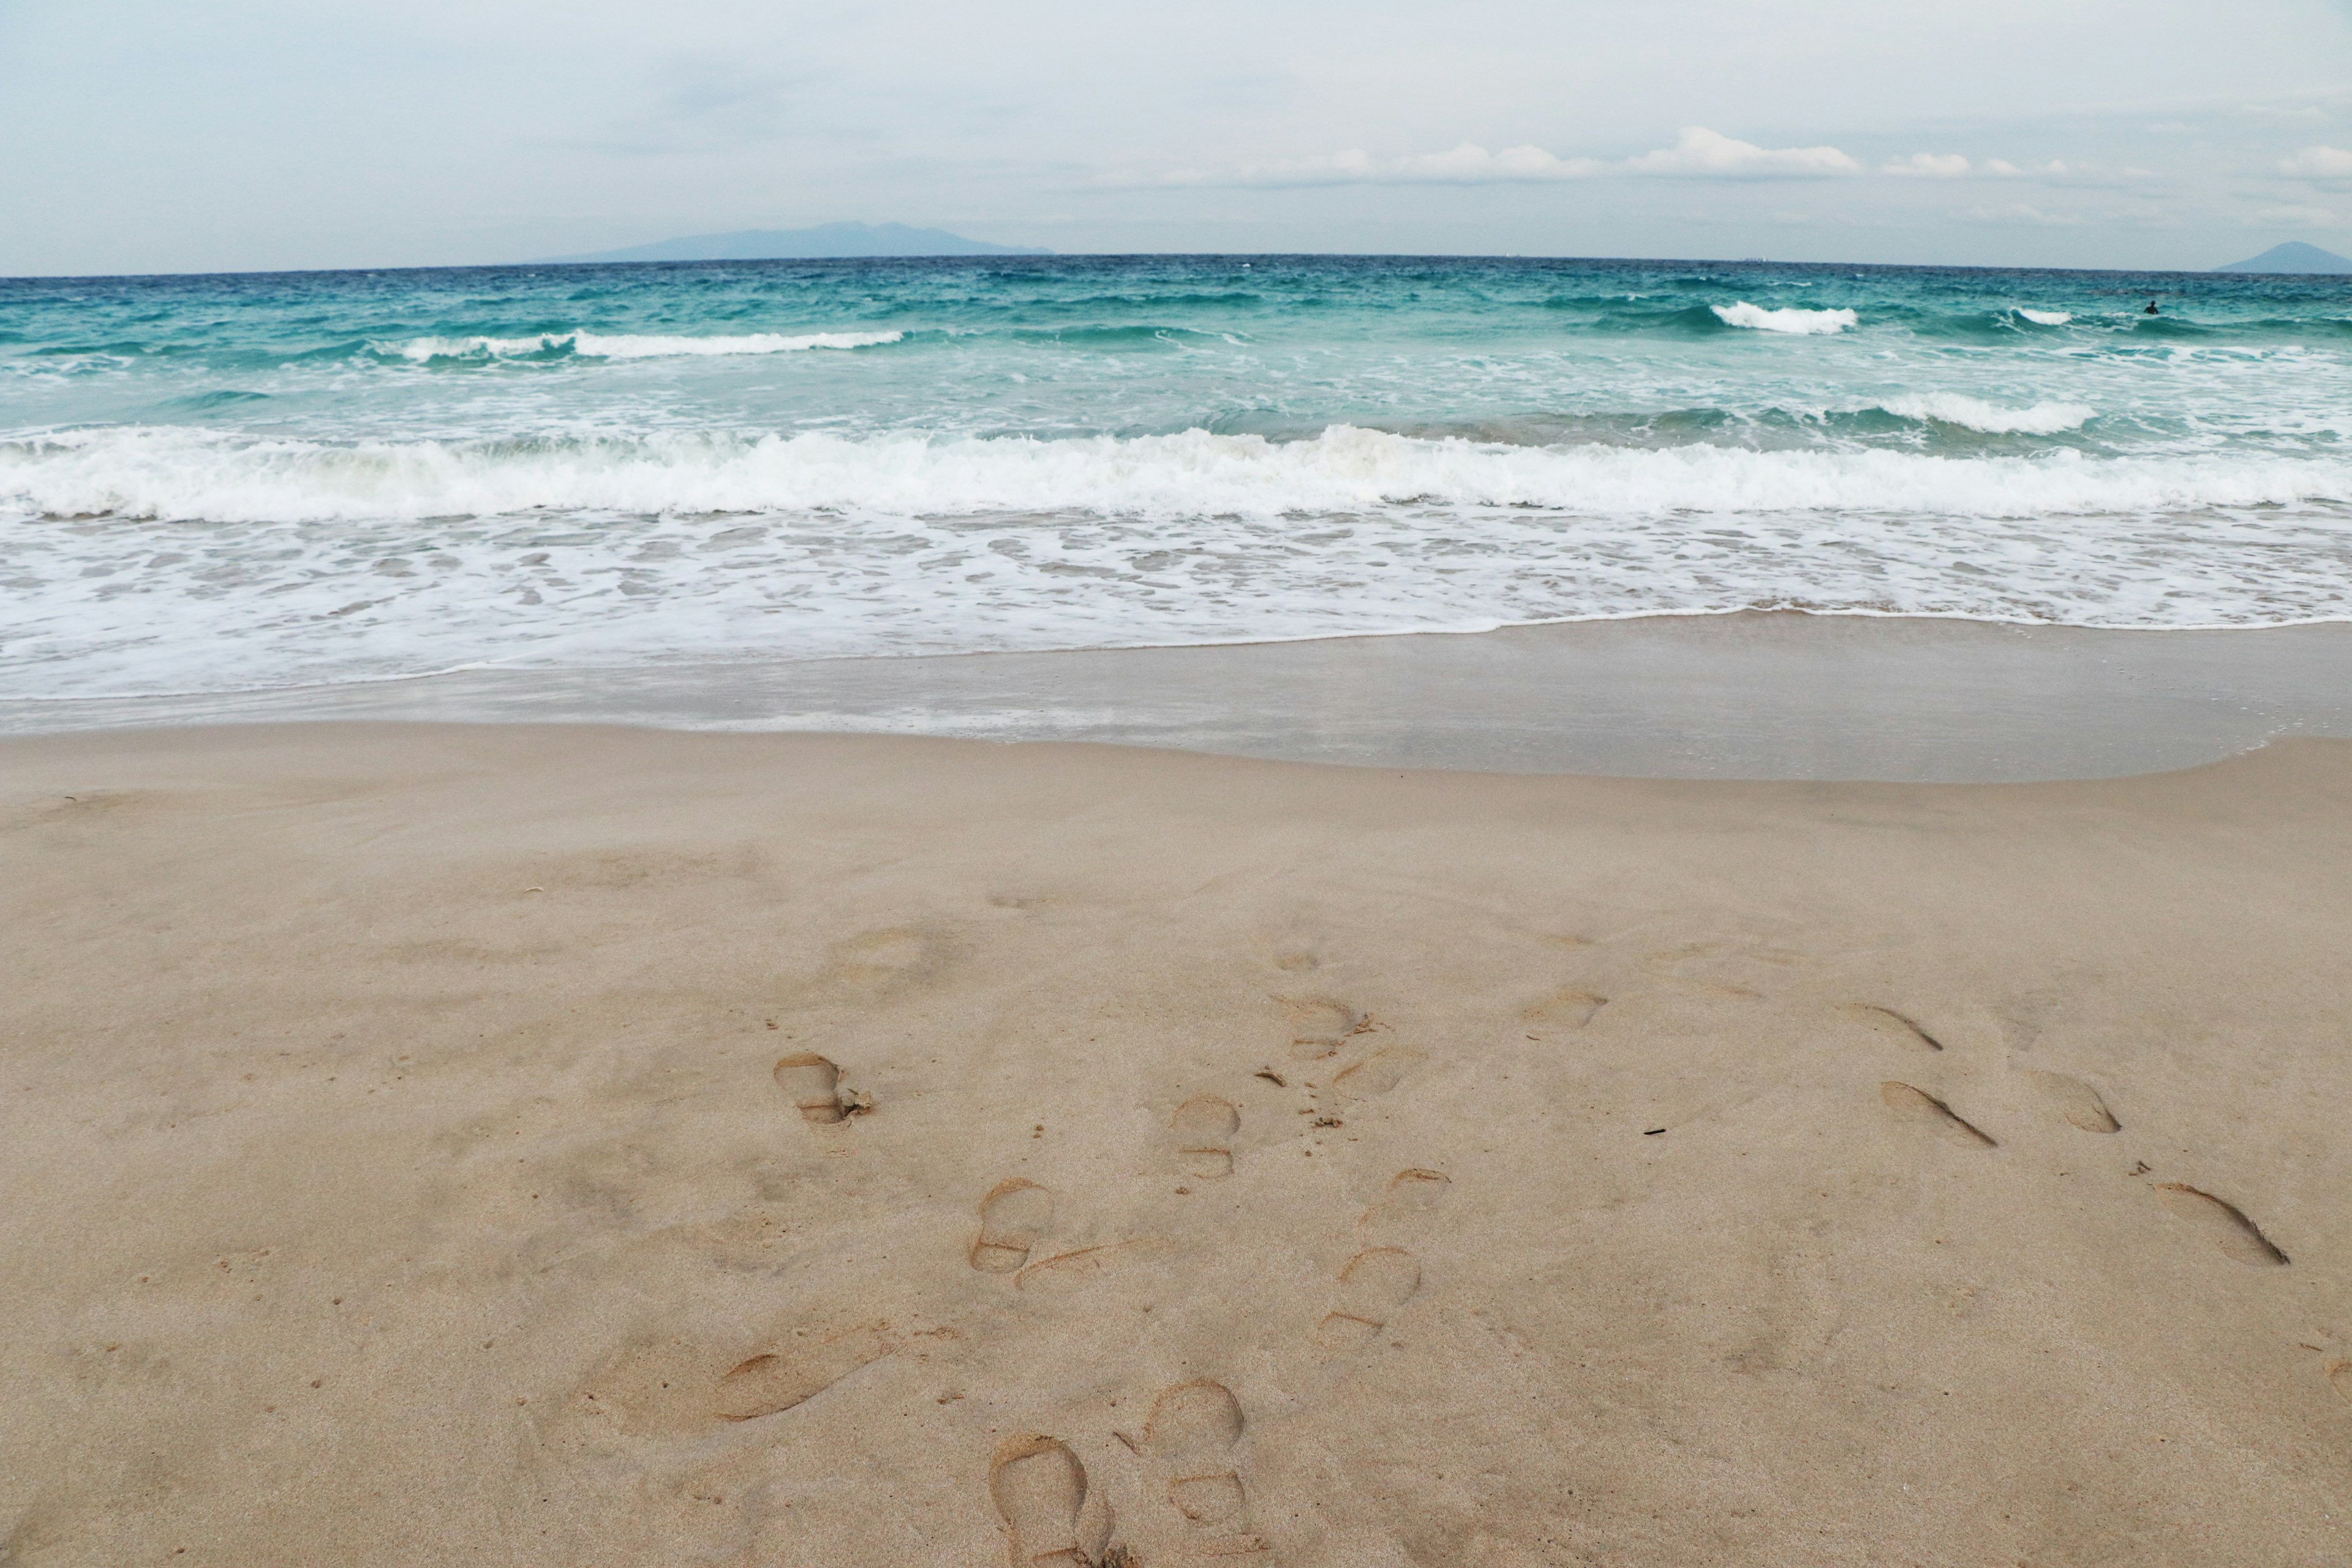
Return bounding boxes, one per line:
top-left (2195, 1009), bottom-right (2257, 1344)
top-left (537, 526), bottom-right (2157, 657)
top-left (2255, 203), bottom-right (2340, 227)
top-left (2240, 103), bottom-right (2334, 124)
top-left (1885, 152), bottom-right (1970, 178)
top-left (1626, 126), bottom-right (1858, 178)
top-left (1988, 158), bottom-right (2071, 177)
top-left (1982, 157), bottom-right (2160, 189)
top-left (2280, 145), bottom-right (2352, 180)
top-left (1151, 141), bottom-right (1599, 188)
top-left (1142, 126), bottom-right (1867, 189)
top-left (1385, 143), bottom-right (1600, 183)
top-left (1959, 203), bottom-right (2087, 227)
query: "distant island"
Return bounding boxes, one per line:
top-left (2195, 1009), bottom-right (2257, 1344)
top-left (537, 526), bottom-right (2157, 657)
top-left (2213, 241), bottom-right (2351, 274)
top-left (537, 222), bottom-right (1050, 265)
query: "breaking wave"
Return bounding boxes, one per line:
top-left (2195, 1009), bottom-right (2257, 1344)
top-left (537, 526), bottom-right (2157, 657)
top-left (4, 422), bottom-right (2341, 524)
top-left (1712, 302), bottom-right (1860, 334)
top-left (1875, 394), bottom-right (2095, 435)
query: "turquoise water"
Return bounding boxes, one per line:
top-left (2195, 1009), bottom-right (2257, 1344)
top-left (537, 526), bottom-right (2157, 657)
top-left (4, 255), bottom-right (2350, 698)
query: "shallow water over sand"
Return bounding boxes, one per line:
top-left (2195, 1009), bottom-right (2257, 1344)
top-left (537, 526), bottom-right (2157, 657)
top-left (10, 614), bottom-right (2352, 782)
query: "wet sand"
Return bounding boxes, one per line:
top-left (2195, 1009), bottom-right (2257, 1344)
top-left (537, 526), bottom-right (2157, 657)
top-left (2, 722), bottom-right (2350, 1566)
top-left (10, 612), bottom-right (2352, 781)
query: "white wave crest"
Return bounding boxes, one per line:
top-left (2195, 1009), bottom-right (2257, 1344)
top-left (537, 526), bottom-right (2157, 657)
top-left (574, 330), bottom-right (903, 359)
top-left (1713, 301), bottom-right (1858, 334)
top-left (378, 330), bottom-right (902, 363)
top-left (1877, 394), bottom-right (2095, 435)
top-left (2, 423), bottom-right (2339, 526)
top-left (2016, 308), bottom-right (2073, 326)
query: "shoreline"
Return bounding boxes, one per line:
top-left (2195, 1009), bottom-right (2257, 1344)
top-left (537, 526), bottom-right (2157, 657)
top-left (2, 722), bottom-right (2348, 1565)
top-left (9, 611), bottom-right (2352, 781)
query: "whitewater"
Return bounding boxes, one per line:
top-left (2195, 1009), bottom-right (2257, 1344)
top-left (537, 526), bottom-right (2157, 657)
top-left (4, 254), bottom-right (2351, 699)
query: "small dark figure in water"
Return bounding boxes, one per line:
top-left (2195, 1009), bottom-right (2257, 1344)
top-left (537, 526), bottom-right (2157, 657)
top-left (2145, 300), bottom-right (2160, 314)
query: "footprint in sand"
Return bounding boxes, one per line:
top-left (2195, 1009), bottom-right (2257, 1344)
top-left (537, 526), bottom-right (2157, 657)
top-left (972, 1179), bottom-right (1057, 1273)
top-left (1845, 1005), bottom-right (1945, 1052)
top-left (2152, 1183), bottom-right (2288, 1267)
top-left (2026, 1070), bottom-right (2120, 1133)
top-left (1879, 1082), bottom-right (1997, 1148)
top-left (1015, 1239), bottom-right (1165, 1295)
top-left (1333, 1047), bottom-right (1423, 1104)
top-left (581, 1321), bottom-right (897, 1436)
top-left (1642, 938), bottom-right (1807, 998)
top-left (1141, 1379), bottom-right (1267, 1556)
top-left (1174, 1095), bottom-right (1240, 1180)
top-left (2326, 1360), bottom-right (2352, 1404)
top-left (1283, 998), bottom-right (1364, 1061)
top-left (824, 927), bottom-right (937, 993)
top-left (1360, 1167), bottom-right (1452, 1237)
top-left (774, 1053), bottom-right (850, 1125)
top-left (1523, 988), bottom-right (1607, 1030)
top-left (1314, 1246), bottom-right (1422, 1355)
top-left (712, 1323), bottom-right (896, 1422)
top-left (990, 1434), bottom-right (1114, 1567)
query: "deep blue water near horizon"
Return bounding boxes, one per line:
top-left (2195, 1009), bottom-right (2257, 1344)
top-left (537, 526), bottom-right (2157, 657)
top-left (3, 253), bottom-right (2349, 701)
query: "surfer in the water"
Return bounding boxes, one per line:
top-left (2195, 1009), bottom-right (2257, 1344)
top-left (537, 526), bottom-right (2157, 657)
top-left (2145, 300), bottom-right (2160, 314)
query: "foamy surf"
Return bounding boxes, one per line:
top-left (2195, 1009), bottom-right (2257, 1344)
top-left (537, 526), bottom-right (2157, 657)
top-left (4, 423), bottom-right (2340, 525)
top-left (1713, 302), bottom-right (1859, 334)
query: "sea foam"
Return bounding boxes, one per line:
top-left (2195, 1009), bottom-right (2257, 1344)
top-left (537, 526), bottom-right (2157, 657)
top-left (1713, 302), bottom-right (1859, 334)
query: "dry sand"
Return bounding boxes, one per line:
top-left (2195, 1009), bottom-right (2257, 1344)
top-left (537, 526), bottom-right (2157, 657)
top-left (2, 722), bottom-right (2348, 1566)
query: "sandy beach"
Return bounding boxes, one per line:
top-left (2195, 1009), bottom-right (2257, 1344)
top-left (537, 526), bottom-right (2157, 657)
top-left (1, 720), bottom-right (2348, 1566)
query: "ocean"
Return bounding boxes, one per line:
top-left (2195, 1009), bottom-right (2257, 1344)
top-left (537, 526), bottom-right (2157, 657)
top-left (4, 255), bottom-right (2350, 704)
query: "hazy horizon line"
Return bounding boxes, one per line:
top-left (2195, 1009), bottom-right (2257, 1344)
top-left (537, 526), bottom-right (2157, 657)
top-left (5, 246), bottom-right (2334, 285)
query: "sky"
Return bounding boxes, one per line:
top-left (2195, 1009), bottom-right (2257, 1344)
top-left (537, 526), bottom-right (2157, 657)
top-left (3, 0), bottom-right (2351, 275)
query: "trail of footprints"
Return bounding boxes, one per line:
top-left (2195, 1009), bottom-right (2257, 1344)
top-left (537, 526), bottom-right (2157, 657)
top-left (1314, 1169), bottom-right (1452, 1356)
top-left (927, 979), bottom-right (1447, 1559)
top-left (987, 1378), bottom-right (1265, 1567)
top-left (1857, 1003), bottom-right (2291, 1269)
top-left (954, 1012), bottom-right (1447, 1558)
top-left (980, 1169), bottom-right (1447, 1565)
top-left (627, 948), bottom-right (2312, 1566)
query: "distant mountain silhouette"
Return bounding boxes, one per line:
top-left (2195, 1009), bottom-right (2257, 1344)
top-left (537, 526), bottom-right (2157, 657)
top-left (2213, 241), bottom-right (2352, 274)
top-left (538, 222), bottom-right (1050, 265)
